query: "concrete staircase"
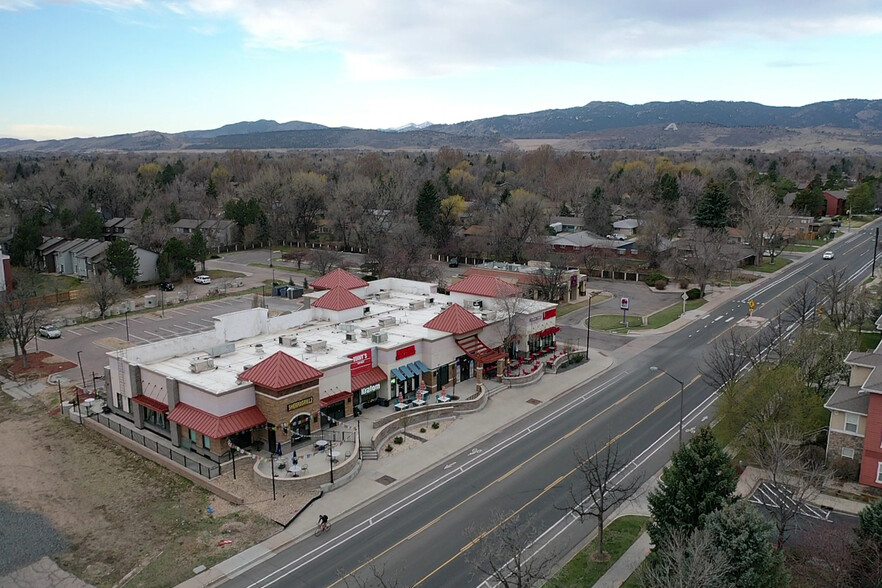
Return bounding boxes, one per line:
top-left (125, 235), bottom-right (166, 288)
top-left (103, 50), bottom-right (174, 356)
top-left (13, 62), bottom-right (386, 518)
top-left (360, 447), bottom-right (379, 460)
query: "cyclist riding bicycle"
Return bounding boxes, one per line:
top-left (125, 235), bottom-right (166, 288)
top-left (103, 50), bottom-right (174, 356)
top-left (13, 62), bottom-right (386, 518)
top-left (318, 514), bottom-right (329, 531)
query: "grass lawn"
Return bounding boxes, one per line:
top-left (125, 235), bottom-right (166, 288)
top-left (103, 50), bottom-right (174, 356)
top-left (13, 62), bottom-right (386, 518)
top-left (861, 331), bottom-right (882, 351)
top-left (786, 244), bottom-right (819, 253)
top-left (744, 256), bottom-right (792, 273)
top-left (557, 294), bottom-right (612, 317)
top-left (589, 314), bottom-right (643, 331)
top-left (205, 269), bottom-right (246, 279)
top-left (544, 516), bottom-right (650, 588)
top-left (35, 273), bottom-right (83, 296)
top-left (644, 299), bottom-right (706, 329)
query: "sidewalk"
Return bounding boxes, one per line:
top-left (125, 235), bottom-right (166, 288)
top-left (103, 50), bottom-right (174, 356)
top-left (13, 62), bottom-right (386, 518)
top-left (178, 349), bottom-right (617, 587)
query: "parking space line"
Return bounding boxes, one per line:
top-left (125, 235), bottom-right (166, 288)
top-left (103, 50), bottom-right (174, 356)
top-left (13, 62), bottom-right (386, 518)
top-left (143, 331), bottom-right (162, 338)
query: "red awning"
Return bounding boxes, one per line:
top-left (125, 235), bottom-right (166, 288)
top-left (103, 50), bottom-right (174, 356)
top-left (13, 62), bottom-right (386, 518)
top-left (456, 335), bottom-right (507, 364)
top-left (167, 403), bottom-right (266, 439)
top-left (352, 366), bottom-right (387, 391)
top-left (320, 391), bottom-right (353, 408)
top-left (131, 395), bottom-right (168, 413)
top-left (550, 326), bottom-right (561, 334)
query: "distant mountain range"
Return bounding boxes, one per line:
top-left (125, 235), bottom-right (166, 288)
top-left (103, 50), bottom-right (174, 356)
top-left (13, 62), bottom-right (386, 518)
top-left (3, 99), bottom-right (882, 153)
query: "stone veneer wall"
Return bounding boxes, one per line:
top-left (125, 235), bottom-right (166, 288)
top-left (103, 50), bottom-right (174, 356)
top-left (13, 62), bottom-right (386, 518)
top-left (828, 430), bottom-right (865, 462)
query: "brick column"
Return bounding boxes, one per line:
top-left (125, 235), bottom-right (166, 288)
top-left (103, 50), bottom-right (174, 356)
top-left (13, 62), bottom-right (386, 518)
top-left (167, 377), bottom-right (180, 447)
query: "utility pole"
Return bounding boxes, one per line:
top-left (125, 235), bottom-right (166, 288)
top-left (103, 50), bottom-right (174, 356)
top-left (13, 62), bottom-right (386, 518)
top-left (873, 227), bottom-right (879, 279)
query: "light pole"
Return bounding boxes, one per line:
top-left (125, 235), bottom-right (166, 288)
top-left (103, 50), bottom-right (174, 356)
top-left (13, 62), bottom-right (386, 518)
top-left (124, 310), bottom-right (130, 342)
top-left (76, 350), bottom-right (87, 392)
top-left (585, 292), bottom-right (601, 360)
top-left (649, 366), bottom-right (685, 446)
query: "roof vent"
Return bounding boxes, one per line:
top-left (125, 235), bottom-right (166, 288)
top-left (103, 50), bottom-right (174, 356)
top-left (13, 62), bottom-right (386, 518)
top-left (255, 343), bottom-right (264, 356)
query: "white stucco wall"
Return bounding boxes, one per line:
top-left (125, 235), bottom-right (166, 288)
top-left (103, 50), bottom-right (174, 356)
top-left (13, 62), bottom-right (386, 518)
top-left (139, 367), bottom-right (170, 405)
top-left (178, 382), bottom-right (255, 416)
top-left (319, 363), bottom-right (351, 398)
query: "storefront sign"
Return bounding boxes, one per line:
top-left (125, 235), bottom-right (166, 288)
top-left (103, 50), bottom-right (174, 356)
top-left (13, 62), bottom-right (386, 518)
top-left (529, 314), bottom-right (542, 323)
top-left (286, 397), bottom-right (314, 412)
top-left (543, 308), bottom-right (557, 319)
top-left (395, 345), bottom-right (416, 360)
top-left (570, 275), bottom-right (577, 287)
top-left (359, 383), bottom-right (381, 394)
top-left (348, 349), bottom-right (373, 375)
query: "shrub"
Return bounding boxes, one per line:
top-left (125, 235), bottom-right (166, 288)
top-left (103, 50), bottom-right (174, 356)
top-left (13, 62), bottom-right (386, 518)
top-left (679, 279), bottom-right (690, 289)
top-left (686, 287), bottom-right (702, 300)
top-left (431, 422), bottom-right (439, 429)
top-left (385, 445), bottom-right (393, 452)
top-left (420, 427), bottom-right (426, 433)
top-left (570, 353), bottom-right (584, 364)
top-left (655, 278), bottom-right (668, 290)
top-left (645, 272), bottom-right (667, 286)
top-left (393, 436), bottom-right (404, 445)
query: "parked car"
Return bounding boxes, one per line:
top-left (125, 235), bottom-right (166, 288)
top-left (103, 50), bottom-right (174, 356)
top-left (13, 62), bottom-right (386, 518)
top-left (823, 251), bottom-right (835, 260)
top-left (194, 275), bottom-right (211, 284)
top-left (763, 250), bottom-right (778, 258)
top-left (448, 257), bottom-right (459, 268)
top-left (38, 324), bottom-right (61, 339)
top-left (159, 281), bottom-right (175, 291)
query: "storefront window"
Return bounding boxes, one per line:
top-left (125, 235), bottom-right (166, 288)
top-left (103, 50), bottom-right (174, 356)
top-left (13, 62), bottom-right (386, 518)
top-left (202, 435), bottom-right (211, 450)
top-left (143, 408), bottom-right (168, 431)
top-left (437, 364), bottom-right (449, 387)
top-left (189, 429), bottom-right (197, 445)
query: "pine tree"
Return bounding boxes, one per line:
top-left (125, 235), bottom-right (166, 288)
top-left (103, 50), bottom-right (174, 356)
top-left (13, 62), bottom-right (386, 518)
top-left (705, 500), bottom-right (789, 588)
top-left (415, 180), bottom-right (440, 237)
top-left (647, 427), bottom-right (737, 547)
top-left (694, 180), bottom-right (730, 229)
top-left (105, 239), bottom-right (140, 285)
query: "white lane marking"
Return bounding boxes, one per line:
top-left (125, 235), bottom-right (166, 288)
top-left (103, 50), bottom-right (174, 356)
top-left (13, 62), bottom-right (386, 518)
top-left (725, 317), bottom-right (734, 323)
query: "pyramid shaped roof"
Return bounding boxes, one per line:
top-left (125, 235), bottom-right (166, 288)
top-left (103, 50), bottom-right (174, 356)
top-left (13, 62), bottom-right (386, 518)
top-left (313, 286), bottom-right (366, 311)
top-left (423, 303), bottom-right (488, 335)
top-left (311, 268), bottom-right (369, 291)
top-left (448, 275), bottom-right (519, 298)
top-left (238, 351), bottom-right (323, 392)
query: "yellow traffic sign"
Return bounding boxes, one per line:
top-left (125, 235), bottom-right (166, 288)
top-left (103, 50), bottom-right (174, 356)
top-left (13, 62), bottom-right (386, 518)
top-left (748, 299), bottom-right (756, 309)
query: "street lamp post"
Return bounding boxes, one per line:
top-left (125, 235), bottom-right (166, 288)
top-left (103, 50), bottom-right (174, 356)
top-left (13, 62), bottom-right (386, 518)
top-left (76, 350), bottom-right (87, 392)
top-left (124, 310), bottom-right (130, 342)
top-left (585, 292), bottom-right (601, 360)
top-left (649, 366), bottom-right (685, 446)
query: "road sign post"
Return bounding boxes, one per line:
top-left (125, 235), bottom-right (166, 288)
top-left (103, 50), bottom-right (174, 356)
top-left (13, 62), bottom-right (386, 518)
top-left (620, 297), bottom-right (630, 325)
top-left (681, 292), bottom-right (688, 315)
top-left (748, 299), bottom-right (756, 316)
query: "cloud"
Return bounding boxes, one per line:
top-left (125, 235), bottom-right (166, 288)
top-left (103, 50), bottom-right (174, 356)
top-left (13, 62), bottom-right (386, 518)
top-left (10, 1), bottom-right (882, 78)
top-left (7, 124), bottom-right (93, 140)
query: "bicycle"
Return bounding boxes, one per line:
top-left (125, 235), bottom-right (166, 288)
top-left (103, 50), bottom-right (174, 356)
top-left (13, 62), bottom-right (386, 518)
top-left (315, 520), bottom-right (331, 536)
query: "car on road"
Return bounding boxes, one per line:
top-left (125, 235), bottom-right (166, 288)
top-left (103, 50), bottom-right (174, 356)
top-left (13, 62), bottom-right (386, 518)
top-left (448, 257), bottom-right (459, 268)
top-left (159, 281), bottom-right (175, 291)
top-left (194, 275), bottom-right (211, 284)
top-left (38, 324), bottom-right (61, 339)
top-left (823, 251), bottom-right (835, 260)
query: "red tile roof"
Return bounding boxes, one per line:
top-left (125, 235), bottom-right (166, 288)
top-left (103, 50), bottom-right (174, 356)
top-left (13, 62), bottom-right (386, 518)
top-left (448, 275), bottom-right (519, 298)
top-left (423, 303), bottom-right (488, 334)
top-left (351, 366), bottom-right (387, 391)
top-left (167, 403), bottom-right (266, 439)
top-left (238, 351), bottom-right (323, 391)
top-left (311, 268), bottom-right (369, 291)
top-left (320, 391), bottom-right (353, 407)
top-left (312, 286), bottom-right (366, 311)
top-left (131, 395), bottom-right (168, 413)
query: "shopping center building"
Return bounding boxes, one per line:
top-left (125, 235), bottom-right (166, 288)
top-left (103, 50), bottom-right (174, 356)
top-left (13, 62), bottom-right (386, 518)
top-left (104, 269), bottom-right (558, 460)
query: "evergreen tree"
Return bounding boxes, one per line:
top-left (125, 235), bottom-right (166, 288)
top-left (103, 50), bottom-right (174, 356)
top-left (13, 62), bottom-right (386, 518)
top-left (189, 229), bottom-right (209, 273)
top-left (694, 180), bottom-right (731, 229)
top-left (105, 239), bottom-right (140, 285)
top-left (647, 427), bottom-right (738, 547)
top-left (75, 207), bottom-right (106, 239)
top-left (9, 217), bottom-right (43, 268)
top-left (655, 172), bottom-right (680, 202)
top-left (704, 500), bottom-right (789, 588)
top-left (859, 499), bottom-right (882, 544)
top-left (415, 180), bottom-right (440, 237)
top-left (156, 238), bottom-right (195, 280)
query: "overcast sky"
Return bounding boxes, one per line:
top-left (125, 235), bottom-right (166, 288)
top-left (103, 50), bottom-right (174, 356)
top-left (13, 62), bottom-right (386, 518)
top-left (2, 0), bottom-right (882, 140)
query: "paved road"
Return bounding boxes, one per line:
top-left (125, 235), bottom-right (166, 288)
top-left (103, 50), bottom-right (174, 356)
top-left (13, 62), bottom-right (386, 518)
top-left (219, 227), bottom-right (881, 588)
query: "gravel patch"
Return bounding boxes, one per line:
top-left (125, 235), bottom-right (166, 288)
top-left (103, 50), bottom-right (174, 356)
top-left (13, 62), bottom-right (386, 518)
top-left (0, 501), bottom-right (66, 576)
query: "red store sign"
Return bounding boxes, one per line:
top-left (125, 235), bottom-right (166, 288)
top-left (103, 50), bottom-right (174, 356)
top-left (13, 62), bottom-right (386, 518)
top-left (348, 349), bottom-right (373, 375)
top-left (543, 308), bottom-right (557, 320)
top-left (395, 345), bottom-right (416, 361)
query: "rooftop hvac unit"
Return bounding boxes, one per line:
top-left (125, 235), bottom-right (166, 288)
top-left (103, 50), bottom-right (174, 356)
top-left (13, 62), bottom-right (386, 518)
top-left (205, 342), bottom-right (236, 358)
top-left (255, 343), bottom-right (265, 356)
top-left (481, 310), bottom-right (497, 321)
top-left (379, 317), bottom-right (396, 327)
top-left (472, 300), bottom-right (483, 309)
top-left (371, 331), bottom-right (389, 344)
top-left (189, 358), bottom-right (215, 373)
top-left (306, 340), bottom-right (327, 353)
top-left (377, 291), bottom-right (391, 300)
top-left (243, 364), bottom-right (253, 371)
top-left (340, 324), bottom-right (357, 333)
top-left (345, 332), bottom-right (357, 342)
top-left (409, 300), bottom-right (425, 310)
top-left (361, 326), bottom-right (380, 337)
top-left (428, 298), bottom-right (434, 304)
top-left (278, 335), bottom-right (297, 347)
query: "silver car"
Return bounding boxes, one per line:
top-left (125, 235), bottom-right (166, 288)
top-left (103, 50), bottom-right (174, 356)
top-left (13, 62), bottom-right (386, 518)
top-left (38, 324), bottom-right (61, 339)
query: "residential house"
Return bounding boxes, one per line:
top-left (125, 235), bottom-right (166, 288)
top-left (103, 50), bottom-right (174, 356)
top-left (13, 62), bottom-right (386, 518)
top-left (824, 190), bottom-right (848, 217)
top-left (612, 219), bottom-right (640, 237)
top-left (548, 216), bottom-right (585, 234)
top-left (824, 340), bottom-right (882, 488)
top-left (36, 236), bottom-right (67, 272)
top-left (71, 240), bottom-right (109, 278)
top-left (171, 218), bottom-right (202, 237)
top-left (173, 218), bottom-right (238, 247)
top-left (0, 253), bottom-right (11, 296)
top-left (104, 218), bottom-right (140, 241)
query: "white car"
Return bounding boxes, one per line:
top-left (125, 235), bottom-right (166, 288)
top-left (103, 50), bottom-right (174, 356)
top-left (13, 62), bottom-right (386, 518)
top-left (194, 275), bottom-right (212, 284)
top-left (823, 251), bottom-right (834, 260)
top-left (38, 324), bottom-right (61, 339)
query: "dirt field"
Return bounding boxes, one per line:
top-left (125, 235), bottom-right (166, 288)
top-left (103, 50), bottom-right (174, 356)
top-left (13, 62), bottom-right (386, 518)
top-left (0, 385), bottom-right (278, 588)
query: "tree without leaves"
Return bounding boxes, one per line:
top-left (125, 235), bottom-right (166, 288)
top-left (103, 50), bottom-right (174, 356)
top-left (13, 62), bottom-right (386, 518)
top-left (737, 181), bottom-right (779, 267)
top-left (699, 329), bottom-right (751, 400)
top-left (87, 271), bottom-right (127, 319)
top-left (647, 427), bottom-right (738, 548)
top-left (782, 279), bottom-right (819, 327)
top-left (674, 227), bottom-right (730, 297)
top-left (466, 511), bottom-right (558, 588)
top-left (0, 272), bottom-right (46, 368)
top-left (783, 328), bottom-right (857, 397)
top-left (565, 437), bottom-right (643, 561)
top-left (641, 528), bottom-right (732, 588)
top-left (744, 423), bottom-right (831, 548)
top-left (105, 238), bottom-right (140, 285)
top-left (307, 248), bottom-right (343, 276)
top-left (339, 562), bottom-right (404, 588)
